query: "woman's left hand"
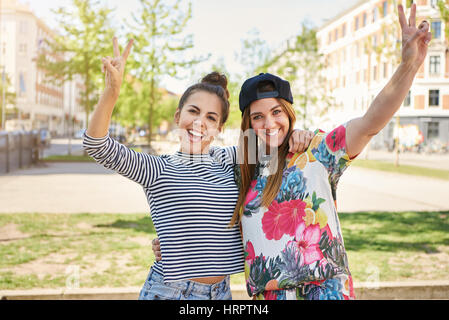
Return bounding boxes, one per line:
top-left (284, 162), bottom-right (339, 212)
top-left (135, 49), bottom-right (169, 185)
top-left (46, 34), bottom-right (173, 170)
top-left (398, 3), bottom-right (432, 69)
top-left (152, 238), bottom-right (162, 262)
top-left (288, 129), bottom-right (315, 153)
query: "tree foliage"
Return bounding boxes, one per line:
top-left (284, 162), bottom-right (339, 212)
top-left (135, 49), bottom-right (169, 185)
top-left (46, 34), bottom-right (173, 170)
top-left (437, 0), bottom-right (449, 46)
top-left (121, 0), bottom-right (206, 145)
top-left (36, 0), bottom-right (115, 128)
top-left (265, 22), bottom-right (334, 129)
top-left (0, 72), bottom-right (17, 128)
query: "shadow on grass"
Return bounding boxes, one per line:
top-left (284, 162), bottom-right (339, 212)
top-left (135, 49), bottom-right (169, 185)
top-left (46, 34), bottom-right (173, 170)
top-left (92, 211), bottom-right (449, 255)
top-left (95, 217), bottom-right (156, 234)
top-left (340, 210), bottom-right (449, 253)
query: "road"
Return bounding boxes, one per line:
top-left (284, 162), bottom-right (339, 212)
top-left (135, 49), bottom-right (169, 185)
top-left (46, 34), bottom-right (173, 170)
top-left (0, 160), bottom-right (447, 214)
top-left (42, 138), bottom-right (84, 158)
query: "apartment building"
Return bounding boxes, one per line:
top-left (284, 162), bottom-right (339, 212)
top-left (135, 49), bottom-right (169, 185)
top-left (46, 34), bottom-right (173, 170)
top-left (317, 0), bottom-right (449, 150)
top-left (0, 0), bottom-right (85, 135)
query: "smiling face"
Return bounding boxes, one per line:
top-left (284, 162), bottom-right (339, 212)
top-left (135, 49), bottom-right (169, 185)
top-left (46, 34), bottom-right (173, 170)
top-left (175, 90), bottom-right (223, 154)
top-left (249, 98), bottom-right (290, 152)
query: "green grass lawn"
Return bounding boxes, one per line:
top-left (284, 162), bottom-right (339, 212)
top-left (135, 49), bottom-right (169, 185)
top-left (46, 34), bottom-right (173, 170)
top-left (352, 159), bottom-right (449, 181)
top-left (0, 211), bottom-right (448, 290)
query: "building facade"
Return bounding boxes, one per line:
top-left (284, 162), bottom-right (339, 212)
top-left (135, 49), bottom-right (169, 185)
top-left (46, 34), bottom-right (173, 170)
top-left (0, 0), bottom-right (85, 135)
top-left (317, 0), bottom-right (449, 151)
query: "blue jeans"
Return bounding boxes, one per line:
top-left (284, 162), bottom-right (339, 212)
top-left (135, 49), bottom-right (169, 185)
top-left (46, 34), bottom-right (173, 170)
top-left (138, 268), bottom-right (232, 300)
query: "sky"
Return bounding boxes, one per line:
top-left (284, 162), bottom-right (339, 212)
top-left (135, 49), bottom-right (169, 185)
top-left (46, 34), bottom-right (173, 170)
top-left (27, 0), bottom-right (362, 94)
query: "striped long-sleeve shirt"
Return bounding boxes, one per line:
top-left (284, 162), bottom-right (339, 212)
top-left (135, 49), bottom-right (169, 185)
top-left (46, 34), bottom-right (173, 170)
top-left (83, 133), bottom-right (245, 282)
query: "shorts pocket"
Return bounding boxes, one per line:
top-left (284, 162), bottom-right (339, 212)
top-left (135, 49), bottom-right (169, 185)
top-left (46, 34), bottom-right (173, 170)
top-left (140, 283), bottom-right (182, 300)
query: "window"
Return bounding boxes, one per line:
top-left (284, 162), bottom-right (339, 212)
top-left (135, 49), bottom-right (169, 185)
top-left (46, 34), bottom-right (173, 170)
top-left (335, 29), bottom-right (339, 41)
top-left (431, 21), bottom-right (441, 39)
top-left (19, 72), bottom-right (27, 96)
top-left (18, 43), bottom-right (27, 55)
top-left (429, 89), bottom-right (439, 106)
top-left (431, 0), bottom-right (438, 8)
top-left (429, 56), bottom-right (441, 75)
top-left (427, 122), bottom-right (439, 139)
top-left (342, 23), bottom-right (346, 37)
top-left (363, 12), bottom-right (367, 26)
top-left (373, 65), bottom-right (378, 81)
top-left (19, 21), bottom-right (28, 34)
top-left (383, 1), bottom-right (388, 17)
top-left (373, 7), bottom-right (379, 23)
top-left (383, 62), bottom-right (388, 78)
top-left (404, 91), bottom-right (411, 107)
top-left (355, 16), bottom-right (359, 30)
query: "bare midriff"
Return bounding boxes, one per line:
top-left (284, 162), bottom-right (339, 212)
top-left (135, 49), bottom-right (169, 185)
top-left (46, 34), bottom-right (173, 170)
top-left (189, 275), bottom-right (226, 284)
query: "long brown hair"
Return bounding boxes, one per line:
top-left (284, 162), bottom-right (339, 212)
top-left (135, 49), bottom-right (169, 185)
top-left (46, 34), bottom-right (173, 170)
top-left (230, 84), bottom-right (297, 226)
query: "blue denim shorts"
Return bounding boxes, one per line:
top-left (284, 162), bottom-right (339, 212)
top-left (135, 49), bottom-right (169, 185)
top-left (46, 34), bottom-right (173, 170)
top-left (138, 268), bottom-right (232, 300)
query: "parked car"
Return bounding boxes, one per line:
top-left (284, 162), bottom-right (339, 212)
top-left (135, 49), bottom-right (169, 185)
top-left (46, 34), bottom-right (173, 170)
top-left (40, 129), bottom-right (52, 147)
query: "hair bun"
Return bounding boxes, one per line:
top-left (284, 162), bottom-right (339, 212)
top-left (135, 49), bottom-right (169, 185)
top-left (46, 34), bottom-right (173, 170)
top-left (201, 71), bottom-right (230, 99)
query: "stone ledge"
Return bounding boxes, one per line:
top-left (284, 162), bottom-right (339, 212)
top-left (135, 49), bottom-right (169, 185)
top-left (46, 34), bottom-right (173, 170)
top-left (1, 281), bottom-right (448, 300)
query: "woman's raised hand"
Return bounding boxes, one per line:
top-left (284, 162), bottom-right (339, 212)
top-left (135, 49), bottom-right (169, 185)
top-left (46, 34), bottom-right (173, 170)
top-left (398, 3), bottom-right (431, 70)
top-left (101, 37), bottom-right (134, 98)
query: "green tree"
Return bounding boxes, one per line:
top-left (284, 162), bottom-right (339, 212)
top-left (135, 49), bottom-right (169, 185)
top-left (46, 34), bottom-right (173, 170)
top-left (437, 0), bottom-right (449, 46)
top-left (236, 28), bottom-right (272, 78)
top-left (0, 72), bottom-right (17, 129)
top-left (36, 0), bottom-right (115, 128)
top-left (123, 0), bottom-right (206, 146)
top-left (265, 22), bottom-right (333, 130)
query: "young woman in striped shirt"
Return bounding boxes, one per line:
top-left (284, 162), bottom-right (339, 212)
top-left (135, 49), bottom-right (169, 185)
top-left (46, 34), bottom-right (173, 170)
top-left (84, 38), bottom-right (313, 300)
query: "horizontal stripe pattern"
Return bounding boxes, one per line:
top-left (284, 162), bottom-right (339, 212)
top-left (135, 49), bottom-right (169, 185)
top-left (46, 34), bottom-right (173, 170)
top-left (83, 133), bottom-right (244, 282)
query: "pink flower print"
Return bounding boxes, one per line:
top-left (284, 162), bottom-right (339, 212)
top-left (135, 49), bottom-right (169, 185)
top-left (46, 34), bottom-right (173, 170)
top-left (294, 223), bottom-right (324, 265)
top-left (245, 240), bottom-right (255, 264)
top-left (262, 199), bottom-right (307, 241)
top-left (325, 125), bottom-right (346, 153)
top-left (263, 290), bottom-right (278, 300)
top-left (244, 180), bottom-right (258, 206)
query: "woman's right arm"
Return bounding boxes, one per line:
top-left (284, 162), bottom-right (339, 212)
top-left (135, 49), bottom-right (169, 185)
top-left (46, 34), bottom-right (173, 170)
top-left (86, 37), bottom-right (133, 138)
top-left (84, 37), bottom-right (165, 187)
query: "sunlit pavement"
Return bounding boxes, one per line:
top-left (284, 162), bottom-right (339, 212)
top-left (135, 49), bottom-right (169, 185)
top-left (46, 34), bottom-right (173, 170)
top-left (0, 158), bottom-right (448, 214)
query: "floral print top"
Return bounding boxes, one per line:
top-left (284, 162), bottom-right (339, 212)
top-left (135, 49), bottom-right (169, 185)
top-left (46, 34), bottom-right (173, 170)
top-left (241, 123), bottom-right (356, 299)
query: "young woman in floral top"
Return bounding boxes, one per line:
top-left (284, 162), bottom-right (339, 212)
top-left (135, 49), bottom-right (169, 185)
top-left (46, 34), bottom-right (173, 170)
top-left (229, 3), bottom-right (431, 300)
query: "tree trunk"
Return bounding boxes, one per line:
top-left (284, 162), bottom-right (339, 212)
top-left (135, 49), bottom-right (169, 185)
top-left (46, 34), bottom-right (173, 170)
top-left (148, 76), bottom-right (154, 147)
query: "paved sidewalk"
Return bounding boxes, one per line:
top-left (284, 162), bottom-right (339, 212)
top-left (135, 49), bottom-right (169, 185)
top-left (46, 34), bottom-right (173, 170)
top-left (0, 162), bottom-right (149, 214)
top-left (362, 148), bottom-right (449, 171)
top-left (1, 161), bottom-right (447, 214)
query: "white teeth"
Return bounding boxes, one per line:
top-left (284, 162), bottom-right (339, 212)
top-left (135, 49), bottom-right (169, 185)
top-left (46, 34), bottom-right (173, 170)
top-left (189, 130), bottom-right (204, 137)
top-left (266, 130), bottom-right (279, 136)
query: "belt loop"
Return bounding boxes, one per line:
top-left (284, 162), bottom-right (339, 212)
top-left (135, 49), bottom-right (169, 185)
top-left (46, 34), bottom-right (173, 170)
top-left (183, 281), bottom-right (193, 298)
top-left (211, 282), bottom-right (218, 299)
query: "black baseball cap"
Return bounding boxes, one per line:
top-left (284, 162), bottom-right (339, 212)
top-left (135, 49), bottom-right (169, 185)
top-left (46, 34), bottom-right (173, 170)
top-left (239, 73), bottom-right (293, 114)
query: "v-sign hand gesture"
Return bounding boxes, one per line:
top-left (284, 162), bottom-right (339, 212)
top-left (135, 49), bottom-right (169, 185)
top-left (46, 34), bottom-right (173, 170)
top-left (398, 3), bottom-right (431, 70)
top-left (101, 37), bottom-right (134, 98)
